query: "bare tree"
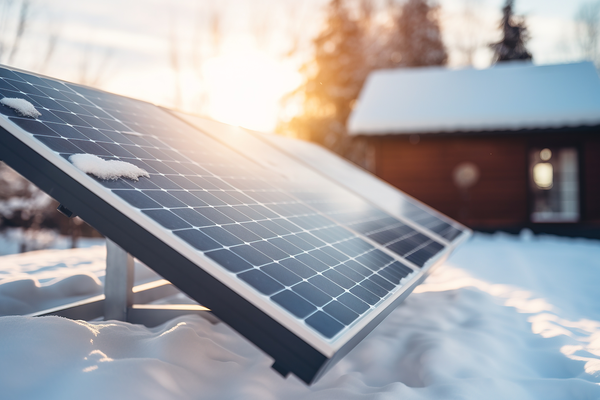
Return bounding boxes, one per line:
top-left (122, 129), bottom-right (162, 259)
top-left (250, 0), bottom-right (272, 51)
top-left (209, 4), bottom-right (222, 55)
top-left (188, 3), bottom-right (224, 114)
top-left (454, 0), bottom-right (485, 66)
top-left (0, 0), bottom-right (15, 61)
top-left (78, 44), bottom-right (114, 87)
top-left (281, 1), bottom-right (310, 59)
top-left (191, 5), bottom-right (204, 72)
top-left (575, 1), bottom-right (600, 66)
top-left (37, 22), bottom-right (60, 73)
top-left (191, 2), bottom-right (222, 63)
top-left (0, 0), bottom-right (63, 74)
top-left (6, 0), bottom-right (30, 65)
top-left (168, 20), bottom-right (183, 109)
top-left (0, 0), bottom-right (31, 65)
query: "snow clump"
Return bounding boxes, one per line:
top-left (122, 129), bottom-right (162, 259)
top-left (0, 97), bottom-right (41, 118)
top-left (69, 154), bottom-right (149, 181)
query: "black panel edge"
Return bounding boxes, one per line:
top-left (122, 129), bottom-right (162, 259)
top-left (0, 126), bottom-right (328, 384)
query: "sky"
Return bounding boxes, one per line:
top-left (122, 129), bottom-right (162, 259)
top-left (0, 0), bottom-right (594, 132)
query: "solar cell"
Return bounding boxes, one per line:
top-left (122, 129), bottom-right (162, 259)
top-left (0, 66), bottom-right (470, 384)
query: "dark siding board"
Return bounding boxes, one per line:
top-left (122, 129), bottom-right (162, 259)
top-left (585, 137), bottom-right (600, 222)
top-left (374, 135), bottom-right (528, 227)
top-left (371, 132), bottom-right (600, 228)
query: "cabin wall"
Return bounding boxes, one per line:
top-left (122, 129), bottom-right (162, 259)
top-left (373, 135), bottom-right (528, 228)
top-left (371, 132), bottom-right (600, 229)
top-left (584, 135), bottom-right (600, 223)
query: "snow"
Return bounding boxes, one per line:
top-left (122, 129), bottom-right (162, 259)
top-left (348, 62), bottom-right (600, 135)
top-left (0, 231), bottom-right (599, 398)
top-left (69, 154), bottom-right (149, 181)
top-left (0, 244), bottom-right (159, 314)
top-left (0, 227), bottom-right (106, 256)
top-left (0, 97), bottom-right (41, 118)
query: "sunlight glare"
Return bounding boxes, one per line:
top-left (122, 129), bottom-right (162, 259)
top-left (203, 51), bottom-right (301, 132)
top-left (159, 321), bottom-right (187, 338)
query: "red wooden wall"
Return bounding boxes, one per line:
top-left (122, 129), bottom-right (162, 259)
top-left (370, 132), bottom-right (600, 229)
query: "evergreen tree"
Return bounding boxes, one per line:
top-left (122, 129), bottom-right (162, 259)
top-left (387, 0), bottom-right (447, 68)
top-left (490, 0), bottom-right (532, 63)
top-left (281, 0), bottom-right (369, 156)
top-left (279, 0), bottom-right (448, 166)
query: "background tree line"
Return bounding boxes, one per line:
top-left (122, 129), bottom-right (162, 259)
top-left (279, 0), bottom-right (533, 168)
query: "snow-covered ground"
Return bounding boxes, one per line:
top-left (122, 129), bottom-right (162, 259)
top-left (0, 231), bottom-right (599, 399)
top-left (0, 228), bottom-right (105, 256)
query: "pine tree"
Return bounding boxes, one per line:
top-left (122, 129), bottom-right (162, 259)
top-left (387, 0), bottom-right (447, 68)
top-left (281, 0), bottom-right (369, 155)
top-left (489, 0), bottom-right (532, 63)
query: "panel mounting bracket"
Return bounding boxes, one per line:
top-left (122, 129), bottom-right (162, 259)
top-left (103, 239), bottom-right (216, 326)
top-left (57, 203), bottom-right (75, 218)
top-left (104, 238), bottom-right (135, 321)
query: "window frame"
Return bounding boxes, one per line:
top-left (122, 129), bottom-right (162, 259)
top-left (527, 143), bottom-right (583, 224)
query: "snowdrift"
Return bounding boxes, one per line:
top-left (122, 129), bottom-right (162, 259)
top-left (0, 232), bottom-right (599, 399)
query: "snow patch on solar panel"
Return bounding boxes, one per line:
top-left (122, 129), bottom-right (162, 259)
top-left (69, 154), bottom-right (149, 181)
top-left (0, 98), bottom-right (41, 118)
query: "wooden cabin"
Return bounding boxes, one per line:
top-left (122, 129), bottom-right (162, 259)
top-left (348, 62), bottom-right (600, 237)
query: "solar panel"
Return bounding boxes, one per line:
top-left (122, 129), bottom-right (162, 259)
top-left (0, 65), bottom-right (470, 384)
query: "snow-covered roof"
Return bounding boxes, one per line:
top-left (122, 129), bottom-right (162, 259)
top-left (348, 61), bottom-right (600, 135)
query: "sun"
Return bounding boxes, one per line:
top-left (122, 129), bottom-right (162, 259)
top-left (202, 51), bottom-right (301, 132)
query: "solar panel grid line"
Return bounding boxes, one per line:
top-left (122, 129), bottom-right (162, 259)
top-left (395, 205), bottom-right (464, 242)
top-left (399, 237), bottom-right (438, 258)
top-left (0, 68), bottom-right (422, 344)
top-left (337, 216), bottom-right (409, 239)
top-left (291, 205), bottom-right (442, 270)
top-left (232, 231), bottom-right (414, 294)
top-left (281, 195), bottom-right (454, 250)
top-left (329, 201), bottom-right (456, 247)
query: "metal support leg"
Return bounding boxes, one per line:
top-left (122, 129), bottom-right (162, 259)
top-left (30, 239), bottom-right (217, 326)
top-left (104, 239), bottom-right (134, 321)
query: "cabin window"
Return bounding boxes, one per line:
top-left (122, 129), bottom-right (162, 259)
top-left (529, 147), bottom-right (579, 223)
